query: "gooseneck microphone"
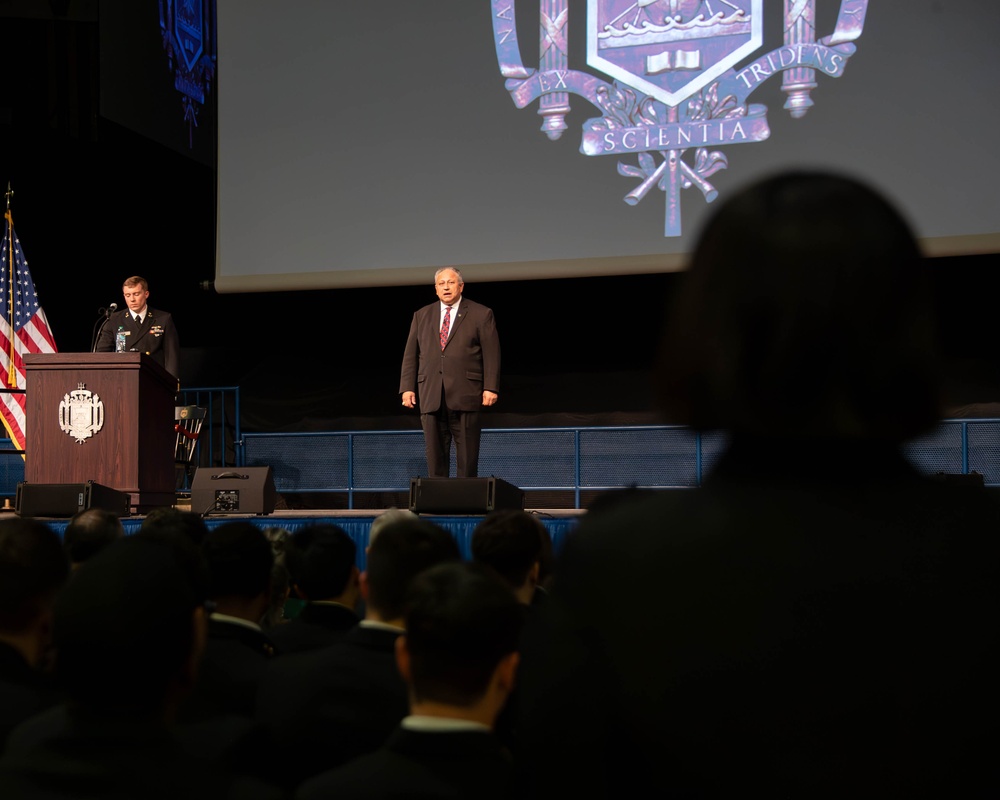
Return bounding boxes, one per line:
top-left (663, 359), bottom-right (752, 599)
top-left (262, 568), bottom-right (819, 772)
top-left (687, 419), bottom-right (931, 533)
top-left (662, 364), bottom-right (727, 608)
top-left (92, 303), bottom-right (119, 351)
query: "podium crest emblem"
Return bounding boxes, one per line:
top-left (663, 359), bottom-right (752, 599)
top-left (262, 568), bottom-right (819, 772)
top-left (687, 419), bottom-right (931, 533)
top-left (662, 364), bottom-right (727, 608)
top-left (491, 0), bottom-right (869, 236)
top-left (59, 383), bottom-right (105, 444)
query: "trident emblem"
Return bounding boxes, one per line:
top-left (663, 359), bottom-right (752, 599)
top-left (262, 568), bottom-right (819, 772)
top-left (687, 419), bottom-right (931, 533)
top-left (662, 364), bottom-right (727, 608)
top-left (491, 1), bottom-right (869, 236)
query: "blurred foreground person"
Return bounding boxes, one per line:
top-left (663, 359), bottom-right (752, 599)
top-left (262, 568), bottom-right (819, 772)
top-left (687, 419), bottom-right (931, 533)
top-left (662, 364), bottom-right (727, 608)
top-left (0, 536), bottom-right (281, 798)
top-left (514, 171), bottom-right (1000, 798)
top-left (0, 519), bottom-right (69, 750)
top-left (62, 509), bottom-right (124, 569)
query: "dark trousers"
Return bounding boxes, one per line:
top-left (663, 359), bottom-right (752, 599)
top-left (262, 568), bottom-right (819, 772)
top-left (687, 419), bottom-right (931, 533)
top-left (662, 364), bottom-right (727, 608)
top-left (421, 403), bottom-right (481, 478)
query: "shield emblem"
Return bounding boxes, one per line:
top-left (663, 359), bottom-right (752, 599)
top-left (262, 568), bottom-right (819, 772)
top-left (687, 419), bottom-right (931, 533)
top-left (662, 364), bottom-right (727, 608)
top-left (173, 0), bottom-right (205, 74)
top-left (58, 387), bottom-right (104, 444)
top-left (588, 0), bottom-right (763, 107)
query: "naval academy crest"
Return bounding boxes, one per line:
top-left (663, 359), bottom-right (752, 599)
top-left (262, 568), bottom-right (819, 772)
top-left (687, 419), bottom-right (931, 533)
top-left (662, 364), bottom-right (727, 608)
top-left (59, 383), bottom-right (105, 444)
top-left (491, 0), bottom-right (869, 236)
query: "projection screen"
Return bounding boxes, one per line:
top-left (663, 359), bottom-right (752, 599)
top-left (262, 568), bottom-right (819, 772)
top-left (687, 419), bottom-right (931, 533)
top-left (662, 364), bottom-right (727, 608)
top-left (215, 1), bottom-right (1000, 292)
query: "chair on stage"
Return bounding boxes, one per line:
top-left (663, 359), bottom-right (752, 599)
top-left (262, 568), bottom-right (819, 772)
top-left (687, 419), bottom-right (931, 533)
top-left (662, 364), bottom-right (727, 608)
top-left (174, 406), bottom-right (207, 492)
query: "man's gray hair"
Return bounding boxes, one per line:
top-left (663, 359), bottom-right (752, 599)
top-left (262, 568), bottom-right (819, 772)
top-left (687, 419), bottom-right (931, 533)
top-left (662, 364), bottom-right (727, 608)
top-left (434, 267), bottom-right (463, 284)
top-left (368, 507), bottom-right (418, 548)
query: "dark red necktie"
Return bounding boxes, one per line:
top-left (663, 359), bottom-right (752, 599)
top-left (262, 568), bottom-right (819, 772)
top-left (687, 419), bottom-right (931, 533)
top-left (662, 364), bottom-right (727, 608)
top-left (440, 305), bottom-right (451, 350)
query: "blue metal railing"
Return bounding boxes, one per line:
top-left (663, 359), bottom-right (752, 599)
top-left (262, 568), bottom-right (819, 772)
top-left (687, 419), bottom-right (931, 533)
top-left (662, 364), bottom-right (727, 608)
top-left (177, 386), bottom-right (241, 474)
top-left (4, 408), bottom-right (999, 508)
top-left (237, 418), bottom-right (1000, 509)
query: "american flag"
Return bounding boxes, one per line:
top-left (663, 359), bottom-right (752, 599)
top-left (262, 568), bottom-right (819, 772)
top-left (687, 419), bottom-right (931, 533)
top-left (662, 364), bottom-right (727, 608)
top-left (0, 210), bottom-right (58, 453)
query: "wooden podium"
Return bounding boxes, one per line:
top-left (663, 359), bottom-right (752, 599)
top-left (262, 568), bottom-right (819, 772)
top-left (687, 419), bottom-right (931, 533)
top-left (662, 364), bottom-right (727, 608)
top-left (23, 352), bottom-right (177, 512)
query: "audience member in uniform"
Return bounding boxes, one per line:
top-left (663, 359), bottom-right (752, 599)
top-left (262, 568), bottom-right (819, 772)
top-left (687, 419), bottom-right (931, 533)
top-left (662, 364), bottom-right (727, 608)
top-left (297, 562), bottom-right (523, 800)
top-left (353, 507), bottom-right (418, 620)
top-left (180, 522), bottom-right (277, 721)
top-left (255, 516), bottom-right (460, 789)
top-left (0, 519), bottom-right (69, 750)
top-left (62, 508), bottom-right (125, 568)
top-left (470, 510), bottom-right (550, 752)
top-left (513, 171), bottom-right (1000, 797)
top-left (266, 524), bottom-right (360, 654)
top-left (0, 535), bottom-right (282, 799)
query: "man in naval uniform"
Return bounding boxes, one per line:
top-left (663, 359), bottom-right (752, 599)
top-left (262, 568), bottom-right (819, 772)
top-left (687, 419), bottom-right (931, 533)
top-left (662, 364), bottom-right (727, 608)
top-left (96, 275), bottom-right (180, 380)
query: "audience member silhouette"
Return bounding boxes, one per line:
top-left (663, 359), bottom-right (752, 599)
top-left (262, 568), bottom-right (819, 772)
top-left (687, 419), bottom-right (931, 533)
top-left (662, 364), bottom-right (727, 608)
top-left (297, 561), bottom-right (524, 800)
top-left (368, 506), bottom-right (417, 545)
top-left (514, 171), bottom-right (1000, 797)
top-left (140, 506), bottom-right (210, 548)
top-left (180, 521), bottom-right (277, 721)
top-left (62, 508), bottom-right (125, 568)
top-left (266, 524), bottom-right (360, 654)
top-left (470, 510), bottom-right (551, 751)
top-left (353, 507), bottom-right (418, 620)
top-left (0, 519), bottom-right (69, 751)
top-left (0, 535), bottom-right (282, 799)
top-left (471, 510), bottom-right (548, 606)
top-left (255, 516), bottom-right (460, 789)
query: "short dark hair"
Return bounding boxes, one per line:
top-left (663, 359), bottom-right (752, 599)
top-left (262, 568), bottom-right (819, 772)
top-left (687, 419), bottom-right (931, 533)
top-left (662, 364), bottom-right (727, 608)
top-left (63, 508), bottom-right (125, 564)
top-left (365, 517), bottom-right (459, 619)
top-left (202, 522), bottom-right (274, 600)
top-left (0, 518), bottom-right (69, 633)
top-left (141, 507), bottom-right (210, 548)
top-left (403, 562), bottom-right (523, 707)
top-left (286, 524), bottom-right (357, 601)
top-left (656, 170), bottom-right (941, 441)
top-left (471, 510), bottom-right (545, 588)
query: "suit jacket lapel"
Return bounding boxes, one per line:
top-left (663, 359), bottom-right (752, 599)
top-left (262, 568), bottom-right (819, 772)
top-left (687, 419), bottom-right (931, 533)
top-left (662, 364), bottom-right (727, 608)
top-left (446, 302), bottom-right (469, 346)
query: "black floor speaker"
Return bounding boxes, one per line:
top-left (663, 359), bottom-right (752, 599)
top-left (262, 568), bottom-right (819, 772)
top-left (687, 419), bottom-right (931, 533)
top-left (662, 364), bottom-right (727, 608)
top-left (409, 477), bottom-right (524, 514)
top-left (191, 467), bottom-right (276, 516)
top-left (15, 481), bottom-right (131, 518)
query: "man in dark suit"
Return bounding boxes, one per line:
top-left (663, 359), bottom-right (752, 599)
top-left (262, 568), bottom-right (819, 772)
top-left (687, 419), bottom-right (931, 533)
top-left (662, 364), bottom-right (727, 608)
top-left (265, 524), bottom-right (360, 654)
top-left (400, 267), bottom-right (500, 477)
top-left (95, 275), bottom-right (180, 379)
top-left (180, 522), bottom-right (277, 721)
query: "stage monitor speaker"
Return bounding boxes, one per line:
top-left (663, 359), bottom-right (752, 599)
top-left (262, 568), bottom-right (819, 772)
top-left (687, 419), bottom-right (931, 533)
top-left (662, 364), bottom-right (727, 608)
top-left (191, 467), bottom-right (276, 516)
top-left (15, 481), bottom-right (131, 518)
top-left (409, 477), bottom-right (524, 514)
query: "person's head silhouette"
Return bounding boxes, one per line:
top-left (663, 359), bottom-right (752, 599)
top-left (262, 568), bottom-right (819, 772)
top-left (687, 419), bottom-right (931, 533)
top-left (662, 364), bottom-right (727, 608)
top-left (657, 170), bottom-right (941, 442)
